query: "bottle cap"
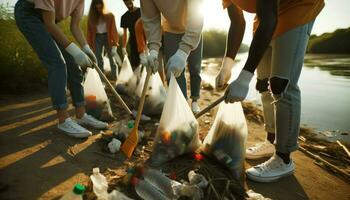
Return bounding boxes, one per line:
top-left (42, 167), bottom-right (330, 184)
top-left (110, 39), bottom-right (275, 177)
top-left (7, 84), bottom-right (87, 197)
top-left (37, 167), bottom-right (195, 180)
top-left (73, 183), bottom-right (85, 195)
top-left (127, 121), bottom-right (134, 129)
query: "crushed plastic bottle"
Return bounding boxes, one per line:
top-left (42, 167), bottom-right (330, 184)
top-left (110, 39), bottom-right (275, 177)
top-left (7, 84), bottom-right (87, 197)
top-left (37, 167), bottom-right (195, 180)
top-left (60, 184), bottom-right (85, 200)
top-left (143, 168), bottom-right (178, 199)
top-left (90, 168), bottom-right (109, 200)
top-left (109, 189), bottom-right (134, 200)
top-left (188, 170), bottom-right (208, 189)
top-left (177, 183), bottom-right (203, 200)
top-left (134, 178), bottom-right (169, 200)
top-left (108, 138), bottom-right (121, 153)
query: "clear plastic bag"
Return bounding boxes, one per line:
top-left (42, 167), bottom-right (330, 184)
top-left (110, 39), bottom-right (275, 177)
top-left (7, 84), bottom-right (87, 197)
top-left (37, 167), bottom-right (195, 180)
top-left (115, 56), bottom-right (134, 94)
top-left (142, 73), bottom-right (166, 116)
top-left (149, 74), bottom-right (201, 166)
top-left (83, 68), bottom-right (114, 122)
top-left (202, 102), bottom-right (248, 179)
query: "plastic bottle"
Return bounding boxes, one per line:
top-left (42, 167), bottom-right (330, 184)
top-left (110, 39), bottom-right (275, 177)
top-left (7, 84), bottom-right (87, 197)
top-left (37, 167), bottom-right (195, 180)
top-left (90, 168), bottom-right (109, 200)
top-left (134, 178), bottom-right (169, 200)
top-left (143, 169), bottom-right (176, 199)
top-left (60, 184), bottom-right (85, 200)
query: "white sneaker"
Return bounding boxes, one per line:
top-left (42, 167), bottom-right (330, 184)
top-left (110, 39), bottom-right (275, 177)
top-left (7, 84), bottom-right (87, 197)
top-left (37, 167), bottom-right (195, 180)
top-left (246, 154), bottom-right (294, 182)
top-left (57, 118), bottom-right (92, 138)
top-left (191, 101), bottom-right (200, 114)
top-left (77, 113), bottom-right (108, 129)
top-left (246, 141), bottom-right (275, 160)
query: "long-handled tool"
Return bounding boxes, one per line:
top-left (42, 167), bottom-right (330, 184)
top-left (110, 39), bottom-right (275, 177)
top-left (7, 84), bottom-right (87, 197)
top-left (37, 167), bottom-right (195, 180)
top-left (92, 62), bottom-right (132, 116)
top-left (195, 96), bottom-right (226, 119)
top-left (121, 67), bottom-right (152, 158)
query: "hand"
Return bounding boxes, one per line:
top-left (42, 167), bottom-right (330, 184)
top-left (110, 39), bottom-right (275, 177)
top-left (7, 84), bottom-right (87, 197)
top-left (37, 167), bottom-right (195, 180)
top-left (224, 69), bottom-right (254, 103)
top-left (147, 50), bottom-right (158, 74)
top-left (166, 49), bottom-right (188, 77)
top-left (65, 43), bottom-right (93, 69)
top-left (82, 44), bottom-right (97, 64)
top-left (139, 52), bottom-right (148, 66)
top-left (111, 46), bottom-right (118, 57)
top-left (122, 47), bottom-right (128, 57)
top-left (216, 57), bottom-right (234, 91)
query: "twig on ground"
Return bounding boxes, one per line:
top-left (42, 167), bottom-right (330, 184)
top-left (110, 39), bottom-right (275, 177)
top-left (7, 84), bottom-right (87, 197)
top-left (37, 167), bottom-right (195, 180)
top-left (336, 140), bottom-right (350, 158)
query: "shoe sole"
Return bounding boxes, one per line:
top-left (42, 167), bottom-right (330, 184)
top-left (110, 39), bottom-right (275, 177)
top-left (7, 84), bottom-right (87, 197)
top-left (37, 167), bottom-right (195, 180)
top-left (77, 122), bottom-right (108, 130)
top-left (57, 128), bottom-right (92, 138)
top-left (245, 152), bottom-right (274, 160)
top-left (246, 170), bottom-right (294, 183)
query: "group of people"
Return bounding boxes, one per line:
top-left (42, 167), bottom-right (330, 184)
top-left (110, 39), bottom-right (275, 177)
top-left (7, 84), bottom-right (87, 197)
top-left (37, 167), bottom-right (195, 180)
top-left (15, 0), bottom-right (324, 183)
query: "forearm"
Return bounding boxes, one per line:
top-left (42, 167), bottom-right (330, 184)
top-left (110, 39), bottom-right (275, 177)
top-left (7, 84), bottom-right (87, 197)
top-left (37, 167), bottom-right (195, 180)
top-left (122, 29), bottom-right (128, 48)
top-left (243, 0), bottom-right (277, 73)
top-left (225, 4), bottom-right (245, 60)
top-left (71, 25), bottom-right (88, 47)
top-left (42, 11), bottom-right (70, 47)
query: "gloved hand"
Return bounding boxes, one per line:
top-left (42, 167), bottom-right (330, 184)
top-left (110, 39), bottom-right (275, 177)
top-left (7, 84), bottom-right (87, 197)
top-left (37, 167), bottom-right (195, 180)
top-left (167, 49), bottom-right (189, 78)
top-left (82, 44), bottom-right (97, 64)
top-left (147, 50), bottom-right (158, 74)
top-left (111, 46), bottom-right (118, 57)
top-left (225, 69), bottom-right (254, 103)
top-left (139, 52), bottom-right (148, 66)
top-left (65, 43), bottom-right (93, 69)
top-left (216, 57), bottom-right (234, 90)
top-left (122, 47), bottom-right (128, 57)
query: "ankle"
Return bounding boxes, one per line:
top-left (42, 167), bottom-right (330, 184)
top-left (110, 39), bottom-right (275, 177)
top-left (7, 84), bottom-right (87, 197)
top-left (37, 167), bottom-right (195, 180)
top-left (267, 132), bottom-right (275, 144)
top-left (276, 152), bottom-right (290, 164)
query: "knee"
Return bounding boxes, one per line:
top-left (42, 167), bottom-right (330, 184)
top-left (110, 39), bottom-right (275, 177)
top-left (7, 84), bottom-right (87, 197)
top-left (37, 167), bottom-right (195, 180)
top-left (256, 78), bottom-right (269, 93)
top-left (270, 77), bottom-right (289, 95)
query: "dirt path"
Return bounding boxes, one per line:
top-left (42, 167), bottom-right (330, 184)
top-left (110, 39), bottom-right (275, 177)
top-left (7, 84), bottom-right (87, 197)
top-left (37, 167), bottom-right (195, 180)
top-left (0, 89), bottom-right (349, 199)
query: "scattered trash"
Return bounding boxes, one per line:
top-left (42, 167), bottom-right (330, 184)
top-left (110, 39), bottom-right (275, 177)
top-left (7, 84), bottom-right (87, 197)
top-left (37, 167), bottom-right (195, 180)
top-left (108, 138), bottom-right (121, 153)
top-left (202, 102), bottom-right (248, 179)
top-left (60, 183), bottom-right (85, 200)
top-left (84, 68), bottom-right (114, 121)
top-left (109, 189), bottom-right (134, 200)
top-left (132, 110), bottom-right (151, 121)
top-left (143, 168), bottom-right (178, 199)
top-left (246, 190), bottom-right (271, 200)
top-left (113, 120), bottom-right (144, 143)
top-left (175, 183), bottom-right (203, 200)
top-left (133, 178), bottom-right (169, 200)
top-left (90, 168), bottom-right (109, 200)
top-left (188, 170), bottom-right (208, 189)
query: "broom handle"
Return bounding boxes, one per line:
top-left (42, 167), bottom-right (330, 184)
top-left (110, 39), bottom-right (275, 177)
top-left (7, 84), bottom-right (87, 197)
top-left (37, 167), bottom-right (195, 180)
top-left (93, 63), bottom-right (132, 115)
top-left (134, 67), bottom-right (152, 129)
top-left (195, 96), bottom-right (226, 119)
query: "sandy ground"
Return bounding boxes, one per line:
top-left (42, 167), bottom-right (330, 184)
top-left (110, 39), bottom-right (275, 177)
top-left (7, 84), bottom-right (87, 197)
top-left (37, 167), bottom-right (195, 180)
top-left (0, 87), bottom-right (349, 200)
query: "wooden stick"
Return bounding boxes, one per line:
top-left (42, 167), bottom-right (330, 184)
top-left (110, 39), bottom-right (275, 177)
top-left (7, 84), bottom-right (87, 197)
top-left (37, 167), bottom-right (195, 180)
top-left (299, 146), bottom-right (350, 180)
top-left (195, 96), bottom-right (225, 119)
top-left (134, 68), bottom-right (152, 129)
top-left (336, 140), bottom-right (350, 158)
top-left (93, 63), bottom-right (132, 116)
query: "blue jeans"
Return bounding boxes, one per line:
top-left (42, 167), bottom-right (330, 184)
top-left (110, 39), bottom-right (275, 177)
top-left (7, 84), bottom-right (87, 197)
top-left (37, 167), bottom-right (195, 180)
top-left (95, 33), bottom-right (118, 79)
top-left (164, 32), bottom-right (203, 100)
top-left (14, 0), bottom-right (85, 110)
top-left (256, 21), bottom-right (315, 153)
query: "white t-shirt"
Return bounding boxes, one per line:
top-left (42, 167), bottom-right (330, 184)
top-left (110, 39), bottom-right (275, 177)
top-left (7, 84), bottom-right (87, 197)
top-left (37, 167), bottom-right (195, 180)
top-left (96, 18), bottom-right (107, 34)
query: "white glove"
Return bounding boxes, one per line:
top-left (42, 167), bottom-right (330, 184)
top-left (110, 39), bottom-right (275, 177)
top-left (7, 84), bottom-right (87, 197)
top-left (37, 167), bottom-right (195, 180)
top-left (65, 43), bottom-right (93, 69)
top-left (122, 47), bottom-right (128, 57)
top-left (216, 57), bottom-right (234, 90)
top-left (111, 46), bottom-right (118, 57)
top-left (225, 69), bottom-right (254, 103)
top-left (82, 44), bottom-right (97, 64)
top-left (139, 52), bottom-right (148, 66)
top-left (147, 50), bottom-right (159, 74)
top-left (167, 49), bottom-right (188, 77)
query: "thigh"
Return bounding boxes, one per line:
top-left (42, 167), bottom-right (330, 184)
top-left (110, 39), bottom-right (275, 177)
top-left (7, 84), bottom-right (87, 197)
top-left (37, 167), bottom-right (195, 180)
top-left (187, 35), bottom-right (203, 74)
top-left (271, 21), bottom-right (314, 85)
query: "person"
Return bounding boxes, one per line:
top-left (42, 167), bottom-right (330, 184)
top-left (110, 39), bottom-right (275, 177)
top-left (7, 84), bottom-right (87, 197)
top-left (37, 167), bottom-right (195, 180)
top-left (87, 0), bottom-right (119, 80)
top-left (216, 0), bottom-right (324, 182)
top-left (134, 18), bottom-right (166, 84)
top-left (14, 0), bottom-right (108, 138)
top-left (140, 0), bottom-right (204, 114)
top-left (121, 0), bottom-right (141, 69)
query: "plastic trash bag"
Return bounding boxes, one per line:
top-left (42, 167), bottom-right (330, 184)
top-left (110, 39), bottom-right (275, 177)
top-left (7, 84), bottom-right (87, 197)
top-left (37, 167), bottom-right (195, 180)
top-left (202, 102), bottom-right (248, 179)
top-left (142, 73), bottom-right (166, 116)
top-left (83, 68), bottom-right (114, 122)
top-left (115, 56), bottom-right (134, 94)
top-left (149, 74), bottom-right (201, 166)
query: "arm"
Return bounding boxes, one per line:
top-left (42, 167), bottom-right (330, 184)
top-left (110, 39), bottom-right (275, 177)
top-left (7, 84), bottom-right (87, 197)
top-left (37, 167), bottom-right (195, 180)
top-left (122, 28), bottom-right (128, 48)
top-left (243, 0), bottom-right (278, 73)
top-left (111, 15), bottom-right (119, 46)
top-left (135, 19), bottom-right (147, 53)
top-left (178, 0), bottom-right (204, 54)
top-left (140, 0), bottom-right (162, 52)
top-left (70, 8), bottom-right (88, 48)
top-left (225, 4), bottom-right (245, 60)
top-left (42, 11), bottom-right (70, 48)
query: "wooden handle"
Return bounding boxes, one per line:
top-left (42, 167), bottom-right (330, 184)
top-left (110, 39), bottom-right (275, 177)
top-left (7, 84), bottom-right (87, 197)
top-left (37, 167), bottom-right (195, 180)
top-left (134, 67), bottom-right (152, 129)
top-left (93, 63), bottom-right (132, 115)
top-left (195, 96), bottom-right (226, 119)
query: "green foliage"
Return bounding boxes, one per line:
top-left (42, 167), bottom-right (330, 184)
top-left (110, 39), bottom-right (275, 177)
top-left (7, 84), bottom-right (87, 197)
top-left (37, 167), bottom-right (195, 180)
top-left (203, 29), bottom-right (248, 58)
top-left (307, 27), bottom-right (350, 54)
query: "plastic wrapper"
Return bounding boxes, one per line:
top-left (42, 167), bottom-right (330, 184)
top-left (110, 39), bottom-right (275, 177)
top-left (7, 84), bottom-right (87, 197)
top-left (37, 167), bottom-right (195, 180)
top-left (202, 102), bottom-right (248, 179)
top-left (83, 68), bottom-right (114, 122)
top-left (115, 56), bottom-right (134, 94)
top-left (149, 74), bottom-right (201, 166)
